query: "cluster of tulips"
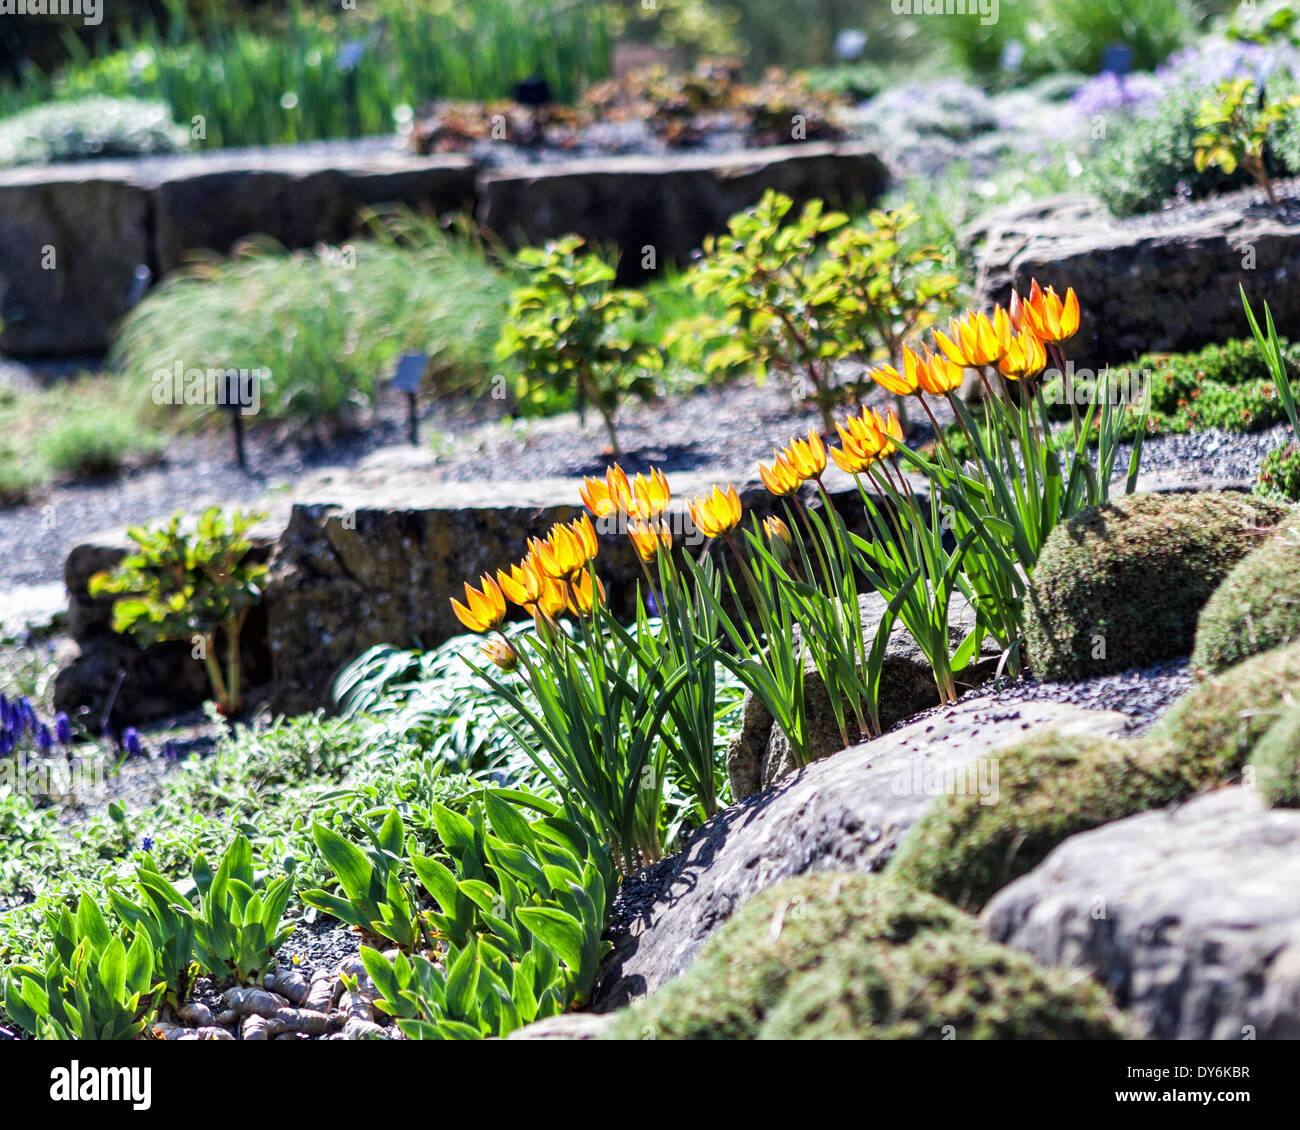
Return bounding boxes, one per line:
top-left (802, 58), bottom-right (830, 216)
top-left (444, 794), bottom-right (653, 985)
top-left (447, 280), bottom-right (1141, 871)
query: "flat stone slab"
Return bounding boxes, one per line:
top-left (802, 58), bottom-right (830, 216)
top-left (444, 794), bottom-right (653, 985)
top-left (984, 788), bottom-right (1300, 1039)
top-left (592, 697), bottom-right (1129, 1011)
top-left (0, 140), bottom-right (887, 355)
top-left (966, 189), bottom-right (1300, 368)
top-left (0, 581), bottom-right (66, 640)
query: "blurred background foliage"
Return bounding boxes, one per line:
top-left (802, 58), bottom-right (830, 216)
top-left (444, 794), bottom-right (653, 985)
top-left (0, 1), bottom-right (1250, 150)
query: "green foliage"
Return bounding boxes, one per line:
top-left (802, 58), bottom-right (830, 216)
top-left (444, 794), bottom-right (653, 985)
top-left (112, 216), bottom-right (514, 430)
top-left (1191, 517), bottom-right (1300, 675)
top-left (604, 873), bottom-right (1125, 1039)
top-left (88, 506), bottom-right (266, 715)
top-left (323, 791), bottom-right (611, 1039)
top-left (923, 0), bottom-right (1196, 84)
top-left (1091, 79), bottom-right (1300, 216)
top-left (4, 895), bottom-right (162, 1040)
top-left (0, 95), bottom-right (188, 165)
top-left (190, 836), bottom-right (295, 984)
top-left (1249, 703), bottom-right (1300, 807)
top-left (334, 632), bottom-right (544, 788)
top-left (1258, 442), bottom-right (1300, 502)
top-left (1194, 78), bottom-right (1300, 204)
top-left (1023, 492), bottom-right (1288, 681)
top-left (496, 236), bottom-right (659, 453)
top-left (678, 190), bottom-right (849, 429)
top-left (104, 854), bottom-right (197, 1009)
top-left (0, 0), bottom-right (610, 149)
top-left (678, 191), bottom-right (958, 430)
top-left (34, 410), bottom-right (162, 481)
top-left (302, 807), bottom-right (426, 951)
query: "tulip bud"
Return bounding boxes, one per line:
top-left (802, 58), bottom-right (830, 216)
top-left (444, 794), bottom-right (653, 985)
top-left (759, 514), bottom-right (790, 548)
top-left (479, 638), bottom-right (520, 673)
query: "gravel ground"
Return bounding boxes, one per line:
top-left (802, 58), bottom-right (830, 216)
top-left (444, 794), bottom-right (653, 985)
top-left (2, 371), bottom-right (1288, 591)
top-left (899, 657), bottom-right (1195, 738)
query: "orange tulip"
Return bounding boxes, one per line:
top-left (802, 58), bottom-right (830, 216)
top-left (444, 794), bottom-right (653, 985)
top-left (758, 451), bottom-right (802, 497)
top-left (832, 406), bottom-right (897, 474)
top-left (565, 569), bottom-right (605, 617)
top-left (1022, 280), bottom-right (1080, 345)
top-left (451, 575), bottom-right (507, 633)
top-left (786, 429), bottom-right (827, 480)
top-left (497, 557), bottom-right (543, 609)
top-left (999, 328), bottom-right (1047, 382)
top-left (689, 484), bottom-right (743, 538)
top-left (479, 637), bottom-right (520, 673)
top-left (580, 464), bottom-right (634, 517)
top-left (934, 308), bottom-right (1013, 368)
top-left (763, 515), bottom-right (793, 547)
top-left (532, 515), bottom-right (598, 582)
top-left (914, 346), bottom-right (965, 396)
top-left (870, 357), bottom-right (917, 397)
top-left (628, 516), bottom-right (672, 562)
top-left (632, 468), bottom-right (670, 517)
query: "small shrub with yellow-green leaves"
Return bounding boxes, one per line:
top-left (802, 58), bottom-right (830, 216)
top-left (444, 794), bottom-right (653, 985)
top-left (603, 873), bottom-right (1126, 1040)
top-left (1192, 514), bottom-right (1300, 675)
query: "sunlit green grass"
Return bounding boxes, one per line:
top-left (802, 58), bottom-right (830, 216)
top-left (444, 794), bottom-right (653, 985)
top-left (0, 0), bottom-right (611, 149)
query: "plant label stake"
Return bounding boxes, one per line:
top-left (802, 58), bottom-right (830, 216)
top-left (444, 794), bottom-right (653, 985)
top-left (220, 374), bottom-right (249, 472)
top-left (392, 352), bottom-right (429, 446)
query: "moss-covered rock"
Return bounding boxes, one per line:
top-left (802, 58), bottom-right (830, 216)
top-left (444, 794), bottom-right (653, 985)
top-left (892, 642), bottom-right (1300, 911)
top-left (887, 731), bottom-right (1188, 911)
top-left (1250, 705), bottom-right (1300, 808)
top-left (1152, 639), bottom-right (1300, 782)
top-left (1192, 515), bottom-right (1300, 675)
top-left (1024, 492), bottom-right (1288, 681)
top-left (602, 873), bottom-right (1125, 1040)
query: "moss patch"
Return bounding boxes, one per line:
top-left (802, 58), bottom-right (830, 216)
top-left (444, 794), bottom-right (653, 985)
top-left (1250, 704), bottom-right (1300, 808)
top-left (887, 731), bottom-right (1188, 911)
top-left (1024, 492), bottom-right (1288, 681)
top-left (1192, 515), bottom-right (1300, 675)
top-left (603, 873), bottom-right (1125, 1040)
top-left (1152, 640), bottom-right (1300, 783)
top-left (891, 642), bottom-right (1300, 911)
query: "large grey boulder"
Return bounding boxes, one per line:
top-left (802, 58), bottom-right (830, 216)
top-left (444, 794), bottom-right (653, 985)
top-left (0, 163), bottom-right (151, 356)
top-left (478, 141), bottom-right (888, 280)
top-left (984, 788), bottom-right (1300, 1039)
top-left (966, 191), bottom-right (1300, 368)
top-left (725, 591), bottom-right (1001, 800)
top-left (593, 697), bottom-right (1128, 1011)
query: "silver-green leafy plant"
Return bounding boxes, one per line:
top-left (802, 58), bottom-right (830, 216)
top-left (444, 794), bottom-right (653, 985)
top-left (360, 790), bottom-right (612, 1039)
top-left (3, 894), bottom-right (163, 1040)
top-left (302, 807), bottom-right (427, 951)
top-left (191, 835), bottom-right (296, 985)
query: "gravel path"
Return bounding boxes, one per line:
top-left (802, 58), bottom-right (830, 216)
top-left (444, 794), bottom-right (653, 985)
top-left (2, 372), bottom-right (1289, 591)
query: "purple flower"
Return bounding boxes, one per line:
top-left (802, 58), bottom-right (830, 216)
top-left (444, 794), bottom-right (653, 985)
top-left (141, 836), bottom-right (154, 853)
top-left (161, 740), bottom-right (180, 762)
top-left (122, 727), bottom-right (142, 758)
top-left (36, 724), bottom-right (52, 752)
top-left (55, 712), bottom-right (71, 745)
